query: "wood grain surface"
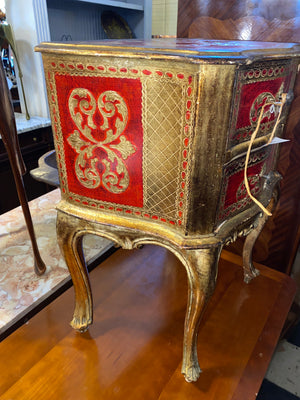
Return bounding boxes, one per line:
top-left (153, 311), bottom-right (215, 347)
top-left (177, 0), bottom-right (300, 38)
top-left (0, 246), bottom-right (295, 399)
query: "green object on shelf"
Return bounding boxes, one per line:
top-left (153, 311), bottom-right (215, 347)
top-left (101, 11), bottom-right (133, 39)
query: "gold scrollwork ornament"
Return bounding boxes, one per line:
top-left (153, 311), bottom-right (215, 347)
top-left (67, 88), bottom-right (136, 193)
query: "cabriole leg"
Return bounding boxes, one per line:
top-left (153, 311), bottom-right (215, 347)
top-left (179, 245), bottom-right (222, 382)
top-left (56, 210), bottom-right (93, 332)
top-left (243, 196), bottom-right (276, 283)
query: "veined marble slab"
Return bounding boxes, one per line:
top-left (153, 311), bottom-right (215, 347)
top-left (0, 189), bottom-right (112, 335)
top-left (15, 112), bottom-right (51, 134)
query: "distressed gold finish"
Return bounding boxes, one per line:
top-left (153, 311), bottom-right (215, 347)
top-left (243, 176), bottom-right (280, 283)
top-left (36, 39), bottom-right (300, 383)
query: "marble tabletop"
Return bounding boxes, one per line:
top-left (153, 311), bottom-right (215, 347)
top-left (0, 189), bottom-right (112, 335)
top-left (15, 112), bottom-right (51, 134)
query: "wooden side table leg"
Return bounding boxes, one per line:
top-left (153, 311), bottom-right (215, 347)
top-left (243, 195), bottom-right (277, 283)
top-left (179, 245), bottom-right (222, 382)
top-left (0, 59), bottom-right (46, 275)
top-left (57, 211), bottom-right (93, 332)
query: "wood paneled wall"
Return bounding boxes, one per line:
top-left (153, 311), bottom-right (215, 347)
top-left (177, 0), bottom-right (300, 38)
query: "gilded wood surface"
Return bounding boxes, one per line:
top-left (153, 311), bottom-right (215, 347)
top-left (188, 63), bottom-right (236, 233)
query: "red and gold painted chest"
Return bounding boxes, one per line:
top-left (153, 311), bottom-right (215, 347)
top-left (37, 39), bottom-right (300, 382)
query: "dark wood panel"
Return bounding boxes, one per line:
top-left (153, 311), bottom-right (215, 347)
top-left (0, 127), bottom-right (54, 214)
top-left (177, 0), bottom-right (300, 38)
top-left (188, 16), bottom-right (300, 41)
top-left (0, 247), bottom-right (295, 399)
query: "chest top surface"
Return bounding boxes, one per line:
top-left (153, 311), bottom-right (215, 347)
top-left (36, 38), bottom-right (300, 63)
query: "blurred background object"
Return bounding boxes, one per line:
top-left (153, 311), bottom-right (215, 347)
top-left (0, 22), bottom-right (30, 119)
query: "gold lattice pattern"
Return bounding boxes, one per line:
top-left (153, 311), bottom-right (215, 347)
top-left (143, 79), bottom-right (184, 219)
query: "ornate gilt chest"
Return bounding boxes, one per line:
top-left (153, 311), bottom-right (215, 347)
top-left (36, 39), bottom-right (300, 382)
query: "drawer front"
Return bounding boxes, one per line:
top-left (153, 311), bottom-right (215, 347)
top-left (43, 55), bottom-right (198, 230)
top-left (216, 146), bottom-right (275, 225)
top-left (228, 59), bottom-right (297, 151)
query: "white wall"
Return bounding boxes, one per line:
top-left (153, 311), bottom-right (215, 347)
top-left (5, 0), bottom-right (50, 118)
top-left (4, 0), bottom-right (175, 118)
top-left (152, 0), bottom-right (178, 36)
top-left (0, 0), bottom-right (5, 12)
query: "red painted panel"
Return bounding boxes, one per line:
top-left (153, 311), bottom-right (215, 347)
top-left (236, 77), bottom-right (284, 130)
top-left (224, 162), bottom-right (264, 210)
top-left (217, 147), bottom-right (272, 223)
top-left (55, 74), bottom-right (144, 208)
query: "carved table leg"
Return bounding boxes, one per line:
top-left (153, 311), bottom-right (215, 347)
top-left (178, 245), bottom-right (222, 382)
top-left (57, 211), bottom-right (93, 331)
top-left (243, 195), bottom-right (277, 283)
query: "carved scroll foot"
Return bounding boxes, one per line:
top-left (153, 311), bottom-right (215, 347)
top-left (182, 363), bottom-right (202, 383)
top-left (179, 246), bottom-right (222, 382)
top-left (57, 211), bottom-right (93, 332)
top-left (243, 195), bottom-right (277, 283)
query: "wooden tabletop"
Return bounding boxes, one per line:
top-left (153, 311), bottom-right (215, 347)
top-left (0, 247), bottom-right (296, 400)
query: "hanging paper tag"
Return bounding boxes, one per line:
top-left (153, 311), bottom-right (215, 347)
top-left (264, 137), bottom-right (290, 147)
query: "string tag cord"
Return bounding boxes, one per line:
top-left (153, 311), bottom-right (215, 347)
top-left (244, 93), bottom-right (287, 216)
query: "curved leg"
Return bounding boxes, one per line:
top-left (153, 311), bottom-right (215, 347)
top-left (179, 245), bottom-right (222, 382)
top-left (11, 159), bottom-right (46, 276)
top-left (0, 59), bottom-right (46, 275)
top-left (57, 210), bottom-right (93, 332)
top-left (243, 195), bottom-right (277, 283)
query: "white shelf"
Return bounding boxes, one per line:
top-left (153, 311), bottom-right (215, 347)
top-left (5, 0), bottom-right (152, 119)
top-left (73, 0), bottom-right (144, 11)
top-left (46, 0), bottom-right (151, 40)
